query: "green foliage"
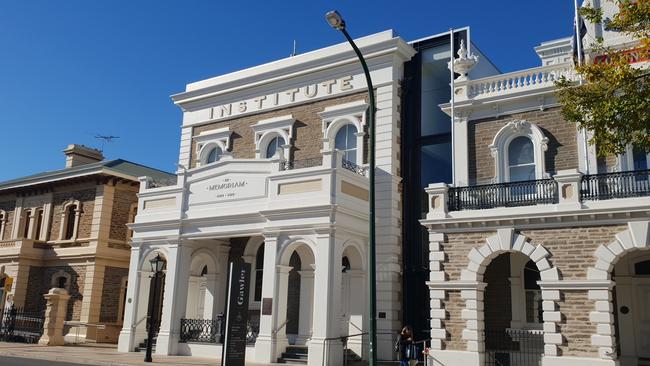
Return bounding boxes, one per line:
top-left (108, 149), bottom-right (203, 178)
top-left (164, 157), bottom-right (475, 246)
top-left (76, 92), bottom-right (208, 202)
top-left (557, 0), bottom-right (650, 156)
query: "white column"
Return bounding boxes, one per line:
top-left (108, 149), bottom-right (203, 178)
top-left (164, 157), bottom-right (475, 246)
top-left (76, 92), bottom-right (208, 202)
top-left (254, 234), bottom-right (288, 363)
top-left (453, 115), bottom-right (470, 186)
top-left (118, 246), bottom-right (142, 352)
top-left (296, 268), bottom-right (314, 344)
top-left (308, 231), bottom-right (343, 366)
top-left (203, 274), bottom-right (217, 319)
top-left (215, 244), bottom-right (230, 316)
top-left (156, 242), bottom-right (191, 355)
top-left (185, 276), bottom-right (201, 318)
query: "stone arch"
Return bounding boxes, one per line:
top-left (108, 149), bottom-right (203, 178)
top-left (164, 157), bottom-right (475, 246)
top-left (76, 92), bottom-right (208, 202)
top-left (139, 247), bottom-right (168, 271)
top-left (341, 240), bottom-right (365, 271)
top-left (198, 141), bottom-right (227, 165)
top-left (587, 221), bottom-right (650, 360)
top-left (277, 237), bottom-right (317, 267)
top-left (189, 248), bottom-right (219, 276)
top-left (461, 228), bottom-right (561, 355)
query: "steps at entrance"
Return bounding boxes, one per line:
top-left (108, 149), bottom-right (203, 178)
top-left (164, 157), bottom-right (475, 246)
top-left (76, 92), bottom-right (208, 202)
top-left (134, 338), bottom-right (157, 353)
top-left (278, 346), bottom-right (308, 364)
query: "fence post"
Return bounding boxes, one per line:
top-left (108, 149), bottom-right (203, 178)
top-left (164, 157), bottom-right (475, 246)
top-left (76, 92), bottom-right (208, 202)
top-left (554, 169), bottom-right (582, 209)
top-left (39, 288), bottom-right (70, 346)
top-left (425, 183), bottom-right (449, 219)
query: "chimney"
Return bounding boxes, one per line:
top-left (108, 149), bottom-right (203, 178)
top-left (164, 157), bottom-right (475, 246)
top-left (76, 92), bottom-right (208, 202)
top-left (63, 144), bottom-right (104, 168)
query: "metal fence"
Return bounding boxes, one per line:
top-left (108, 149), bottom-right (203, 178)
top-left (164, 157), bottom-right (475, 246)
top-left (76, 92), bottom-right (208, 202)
top-left (341, 159), bottom-right (367, 176)
top-left (581, 169), bottom-right (650, 201)
top-left (484, 329), bottom-right (544, 366)
top-left (448, 179), bottom-right (558, 211)
top-left (179, 316), bottom-right (225, 343)
top-left (280, 158), bottom-right (323, 171)
top-left (0, 305), bottom-right (45, 344)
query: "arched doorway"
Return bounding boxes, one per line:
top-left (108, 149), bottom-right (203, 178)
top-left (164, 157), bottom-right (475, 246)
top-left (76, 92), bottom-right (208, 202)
top-left (134, 251), bottom-right (167, 347)
top-left (483, 252), bottom-right (544, 366)
top-left (612, 251), bottom-right (650, 365)
top-left (341, 244), bottom-right (365, 359)
top-left (279, 242), bottom-right (315, 348)
top-left (286, 252), bottom-right (302, 343)
top-left (185, 252), bottom-right (218, 320)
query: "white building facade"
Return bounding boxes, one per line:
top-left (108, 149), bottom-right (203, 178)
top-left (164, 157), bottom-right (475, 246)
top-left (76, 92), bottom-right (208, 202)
top-left (117, 31), bottom-right (415, 365)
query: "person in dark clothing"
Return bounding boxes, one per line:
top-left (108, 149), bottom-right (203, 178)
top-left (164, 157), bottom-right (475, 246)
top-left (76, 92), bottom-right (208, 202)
top-left (394, 325), bottom-right (414, 366)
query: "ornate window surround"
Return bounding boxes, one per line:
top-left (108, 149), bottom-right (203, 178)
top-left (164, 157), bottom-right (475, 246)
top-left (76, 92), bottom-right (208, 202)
top-left (0, 210), bottom-right (6, 241)
top-left (195, 127), bottom-right (232, 166)
top-left (50, 270), bottom-right (72, 291)
top-left (489, 120), bottom-right (549, 183)
top-left (615, 144), bottom-right (650, 172)
top-left (252, 115), bottom-right (295, 160)
top-left (318, 100), bottom-right (368, 166)
top-left (59, 199), bottom-right (81, 241)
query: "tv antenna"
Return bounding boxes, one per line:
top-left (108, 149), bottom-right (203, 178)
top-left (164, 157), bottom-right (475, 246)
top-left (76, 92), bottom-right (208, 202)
top-left (95, 135), bottom-right (120, 153)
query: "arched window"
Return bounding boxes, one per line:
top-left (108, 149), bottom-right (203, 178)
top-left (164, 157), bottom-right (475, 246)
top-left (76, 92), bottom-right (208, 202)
top-left (335, 124), bottom-right (358, 163)
top-left (33, 208), bottom-right (44, 241)
top-left (524, 260), bottom-right (542, 324)
top-left (254, 244), bottom-right (265, 302)
top-left (265, 136), bottom-right (285, 159)
top-left (206, 146), bottom-right (223, 164)
top-left (22, 210), bottom-right (32, 239)
top-left (508, 136), bottom-right (536, 182)
top-left (342, 256), bottom-right (351, 273)
top-left (633, 146), bottom-right (649, 171)
top-left (51, 270), bottom-right (71, 291)
top-left (64, 204), bottom-right (78, 240)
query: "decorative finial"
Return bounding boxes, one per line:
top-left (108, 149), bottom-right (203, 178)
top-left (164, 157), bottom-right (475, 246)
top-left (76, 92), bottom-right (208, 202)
top-left (451, 39), bottom-right (479, 81)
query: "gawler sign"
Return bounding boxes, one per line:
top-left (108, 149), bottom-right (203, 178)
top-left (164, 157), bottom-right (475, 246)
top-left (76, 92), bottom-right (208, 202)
top-left (209, 75), bottom-right (356, 121)
top-left (222, 260), bottom-right (251, 366)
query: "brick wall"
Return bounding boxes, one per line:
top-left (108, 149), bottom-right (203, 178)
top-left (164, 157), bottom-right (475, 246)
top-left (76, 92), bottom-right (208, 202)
top-left (468, 108), bottom-right (579, 185)
top-left (0, 199), bottom-right (16, 240)
top-left (24, 265), bottom-right (86, 320)
top-left (557, 290), bottom-right (598, 357)
top-left (190, 92), bottom-right (367, 168)
top-left (49, 187), bottom-right (97, 240)
top-left (109, 187), bottom-right (137, 242)
top-left (442, 290), bottom-right (465, 350)
top-left (99, 266), bottom-right (128, 323)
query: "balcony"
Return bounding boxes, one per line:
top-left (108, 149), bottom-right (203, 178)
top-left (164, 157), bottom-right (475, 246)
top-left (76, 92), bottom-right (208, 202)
top-left (453, 62), bottom-right (577, 104)
top-left (425, 169), bottom-right (650, 221)
top-left (133, 151), bottom-right (369, 238)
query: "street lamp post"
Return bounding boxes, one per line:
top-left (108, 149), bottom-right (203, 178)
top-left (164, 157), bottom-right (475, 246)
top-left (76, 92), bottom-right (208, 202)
top-left (144, 254), bottom-right (165, 363)
top-left (325, 10), bottom-right (377, 366)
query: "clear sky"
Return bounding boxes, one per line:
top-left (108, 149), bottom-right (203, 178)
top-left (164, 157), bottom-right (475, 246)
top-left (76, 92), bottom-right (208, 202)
top-left (0, 0), bottom-right (575, 181)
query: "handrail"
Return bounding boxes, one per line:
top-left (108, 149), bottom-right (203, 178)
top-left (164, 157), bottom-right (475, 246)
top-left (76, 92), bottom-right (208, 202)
top-left (272, 319), bottom-right (289, 335)
top-left (132, 316), bottom-right (147, 329)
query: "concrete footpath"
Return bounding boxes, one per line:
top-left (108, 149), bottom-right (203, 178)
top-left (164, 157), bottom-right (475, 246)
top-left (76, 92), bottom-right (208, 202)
top-left (0, 342), bottom-right (272, 366)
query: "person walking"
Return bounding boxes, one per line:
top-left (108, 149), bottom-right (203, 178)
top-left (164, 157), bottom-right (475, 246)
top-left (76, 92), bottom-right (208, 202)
top-left (395, 325), bottom-right (415, 366)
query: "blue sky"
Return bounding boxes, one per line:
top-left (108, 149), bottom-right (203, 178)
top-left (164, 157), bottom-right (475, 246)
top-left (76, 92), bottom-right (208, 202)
top-left (0, 0), bottom-right (574, 181)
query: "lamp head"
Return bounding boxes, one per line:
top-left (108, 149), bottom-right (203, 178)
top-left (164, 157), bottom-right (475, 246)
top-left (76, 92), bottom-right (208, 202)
top-left (149, 254), bottom-right (165, 273)
top-left (325, 10), bottom-right (345, 30)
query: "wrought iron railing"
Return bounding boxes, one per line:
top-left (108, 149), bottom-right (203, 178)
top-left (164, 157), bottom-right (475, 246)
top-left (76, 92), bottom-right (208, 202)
top-left (448, 179), bottom-right (558, 211)
top-left (179, 316), bottom-right (224, 343)
top-left (581, 169), bottom-right (650, 201)
top-left (341, 159), bottom-right (367, 176)
top-left (0, 305), bottom-right (45, 344)
top-left (280, 158), bottom-right (323, 171)
top-left (484, 328), bottom-right (544, 366)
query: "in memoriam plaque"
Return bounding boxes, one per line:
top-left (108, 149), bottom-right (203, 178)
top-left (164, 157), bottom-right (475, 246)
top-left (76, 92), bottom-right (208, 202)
top-left (221, 260), bottom-right (251, 366)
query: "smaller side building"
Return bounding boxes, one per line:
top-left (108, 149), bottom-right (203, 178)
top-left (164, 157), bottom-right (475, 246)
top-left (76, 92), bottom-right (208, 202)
top-left (0, 144), bottom-right (173, 343)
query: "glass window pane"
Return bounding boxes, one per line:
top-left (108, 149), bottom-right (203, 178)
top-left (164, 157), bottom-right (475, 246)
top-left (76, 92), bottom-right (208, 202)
top-left (508, 137), bottom-right (534, 165)
top-left (344, 150), bottom-right (356, 163)
top-left (207, 146), bottom-right (222, 163)
top-left (346, 125), bottom-right (357, 149)
top-left (420, 141), bottom-right (452, 187)
top-left (420, 45), bottom-right (452, 137)
top-left (509, 165), bottom-right (536, 182)
top-left (265, 137), bottom-right (284, 158)
top-left (633, 146), bottom-right (648, 171)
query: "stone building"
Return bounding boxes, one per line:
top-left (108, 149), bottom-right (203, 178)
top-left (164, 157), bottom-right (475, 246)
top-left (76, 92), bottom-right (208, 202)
top-left (421, 5), bottom-right (650, 366)
top-left (0, 144), bottom-right (173, 343)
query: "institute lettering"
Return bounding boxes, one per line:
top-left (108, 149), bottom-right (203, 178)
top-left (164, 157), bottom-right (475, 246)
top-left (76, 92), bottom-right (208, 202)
top-left (210, 75), bottom-right (355, 120)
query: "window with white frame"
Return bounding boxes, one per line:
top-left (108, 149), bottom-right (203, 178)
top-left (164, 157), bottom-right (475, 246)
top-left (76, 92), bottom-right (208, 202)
top-left (489, 120), bottom-right (549, 183)
top-left (21, 209), bottom-right (32, 239)
top-left (319, 100), bottom-right (368, 166)
top-left (523, 260), bottom-right (542, 325)
top-left (265, 136), bottom-right (285, 159)
top-left (194, 127), bottom-right (231, 167)
top-left (335, 124), bottom-right (359, 163)
top-left (252, 115), bottom-right (295, 161)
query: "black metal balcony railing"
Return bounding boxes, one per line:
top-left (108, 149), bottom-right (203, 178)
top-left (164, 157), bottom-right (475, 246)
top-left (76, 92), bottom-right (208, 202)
top-left (581, 169), bottom-right (650, 201)
top-left (179, 316), bottom-right (224, 343)
top-left (280, 158), bottom-right (323, 171)
top-left (448, 179), bottom-right (558, 211)
top-left (342, 159), bottom-right (367, 176)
